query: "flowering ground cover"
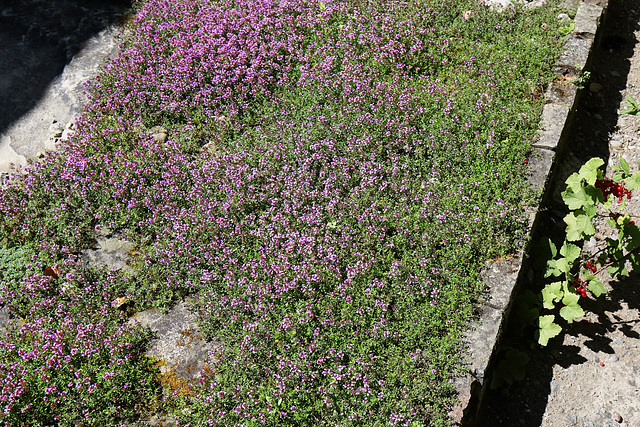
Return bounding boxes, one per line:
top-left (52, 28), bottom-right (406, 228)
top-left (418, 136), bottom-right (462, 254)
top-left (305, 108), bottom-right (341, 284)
top-left (0, 0), bottom-right (567, 425)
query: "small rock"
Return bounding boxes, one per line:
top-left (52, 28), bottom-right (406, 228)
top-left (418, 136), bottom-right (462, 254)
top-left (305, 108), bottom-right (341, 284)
top-left (612, 410), bottom-right (623, 423)
top-left (589, 82), bottom-right (602, 93)
top-left (564, 413), bottom-right (577, 425)
top-left (48, 122), bottom-right (64, 138)
top-left (557, 13), bottom-right (570, 22)
top-left (611, 70), bottom-right (621, 77)
top-left (201, 141), bottom-right (218, 154)
top-left (149, 126), bottom-right (169, 143)
top-left (524, 0), bottom-right (545, 9)
top-left (613, 337), bottom-right (622, 345)
top-left (550, 380), bottom-right (559, 394)
top-left (148, 414), bottom-right (178, 427)
top-left (482, 0), bottom-right (514, 12)
top-left (593, 113), bottom-right (603, 120)
top-left (608, 354), bottom-right (619, 362)
top-left (611, 136), bottom-right (623, 148)
top-left (152, 132), bottom-right (168, 143)
top-left (60, 128), bottom-right (75, 141)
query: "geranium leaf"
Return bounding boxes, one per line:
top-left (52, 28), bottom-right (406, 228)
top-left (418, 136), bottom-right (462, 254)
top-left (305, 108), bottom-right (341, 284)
top-left (559, 242), bottom-right (581, 263)
top-left (541, 281), bottom-right (563, 309)
top-left (564, 212), bottom-right (595, 241)
top-left (562, 187), bottom-right (589, 210)
top-left (559, 304), bottom-right (584, 323)
top-left (538, 315), bottom-right (562, 346)
top-left (577, 157), bottom-right (604, 185)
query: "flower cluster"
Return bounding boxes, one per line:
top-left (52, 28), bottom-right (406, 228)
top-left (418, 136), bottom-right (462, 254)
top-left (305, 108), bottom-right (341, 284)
top-left (0, 0), bottom-right (563, 424)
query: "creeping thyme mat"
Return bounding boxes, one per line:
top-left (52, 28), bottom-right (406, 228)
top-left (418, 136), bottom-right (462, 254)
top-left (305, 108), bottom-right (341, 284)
top-left (0, 0), bottom-right (566, 425)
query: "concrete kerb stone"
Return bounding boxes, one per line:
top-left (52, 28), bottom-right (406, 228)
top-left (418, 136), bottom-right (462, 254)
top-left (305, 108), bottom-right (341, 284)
top-left (451, 1), bottom-right (608, 425)
top-left (534, 103), bottom-right (571, 150)
top-left (572, 2), bottom-right (604, 35)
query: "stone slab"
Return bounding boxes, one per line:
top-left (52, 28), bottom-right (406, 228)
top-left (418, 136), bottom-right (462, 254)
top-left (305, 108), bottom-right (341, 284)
top-left (556, 34), bottom-right (593, 71)
top-left (533, 103), bottom-right (570, 150)
top-left (527, 147), bottom-right (555, 191)
top-left (128, 301), bottom-right (221, 386)
top-left (573, 3), bottom-right (603, 35)
top-left (479, 259), bottom-right (522, 311)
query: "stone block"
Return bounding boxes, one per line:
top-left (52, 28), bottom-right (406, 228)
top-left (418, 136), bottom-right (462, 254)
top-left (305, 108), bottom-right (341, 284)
top-left (533, 103), bottom-right (570, 150)
top-left (573, 3), bottom-right (603, 35)
top-left (557, 35), bottom-right (593, 70)
top-left (129, 301), bottom-right (221, 387)
top-left (480, 259), bottom-right (522, 311)
top-left (527, 147), bottom-right (555, 192)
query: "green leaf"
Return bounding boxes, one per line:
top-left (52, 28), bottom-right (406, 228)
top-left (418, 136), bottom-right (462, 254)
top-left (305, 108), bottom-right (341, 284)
top-left (559, 242), bottom-right (581, 264)
top-left (513, 291), bottom-right (540, 336)
top-left (560, 303), bottom-right (584, 323)
top-left (626, 171), bottom-right (640, 191)
top-left (620, 157), bottom-right (630, 174)
top-left (534, 238), bottom-right (557, 271)
top-left (607, 263), bottom-right (628, 278)
top-left (626, 95), bottom-right (639, 110)
top-left (564, 173), bottom-right (582, 192)
top-left (587, 279), bottom-right (606, 297)
top-left (564, 212), bottom-right (595, 241)
top-left (559, 292), bottom-right (584, 323)
top-left (621, 108), bottom-right (640, 115)
top-left (561, 291), bottom-right (580, 306)
top-left (490, 348), bottom-right (529, 389)
top-left (562, 187), bottom-right (589, 210)
top-left (541, 281), bottom-right (564, 309)
top-left (578, 158), bottom-right (604, 185)
top-left (579, 204), bottom-right (598, 218)
top-left (544, 259), bottom-right (562, 278)
top-left (319, 1), bottom-right (327, 10)
top-left (538, 315), bottom-right (562, 346)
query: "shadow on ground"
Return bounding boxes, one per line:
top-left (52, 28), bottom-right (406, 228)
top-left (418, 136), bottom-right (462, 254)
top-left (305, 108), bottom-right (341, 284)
top-left (0, 0), bottom-right (131, 136)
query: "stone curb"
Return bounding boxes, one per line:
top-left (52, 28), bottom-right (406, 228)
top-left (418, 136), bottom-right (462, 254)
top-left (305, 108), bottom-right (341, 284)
top-left (451, 1), bottom-right (608, 425)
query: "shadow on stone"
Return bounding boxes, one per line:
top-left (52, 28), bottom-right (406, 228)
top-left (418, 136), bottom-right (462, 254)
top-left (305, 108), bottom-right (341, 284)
top-left (0, 0), bottom-right (130, 132)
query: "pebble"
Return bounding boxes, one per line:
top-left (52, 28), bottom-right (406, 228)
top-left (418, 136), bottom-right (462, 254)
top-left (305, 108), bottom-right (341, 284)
top-left (593, 113), bottom-right (603, 120)
top-left (149, 126), bottom-right (168, 143)
top-left (608, 354), bottom-right (619, 362)
top-left (613, 410), bottom-right (623, 423)
top-left (613, 337), bottom-right (622, 345)
top-left (525, 0), bottom-right (546, 8)
top-left (557, 12), bottom-right (570, 22)
top-left (590, 82), bottom-right (603, 93)
top-left (482, 0), bottom-right (514, 11)
top-left (564, 413), bottom-right (578, 425)
top-left (611, 70), bottom-right (622, 77)
top-left (550, 380), bottom-right (559, 394)
top-left (60, 128), bottom-right (75, 141)
top-left (152, 131), bottom-right (168, 143)
top-left (611, 136), bottom-right (623, 148)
